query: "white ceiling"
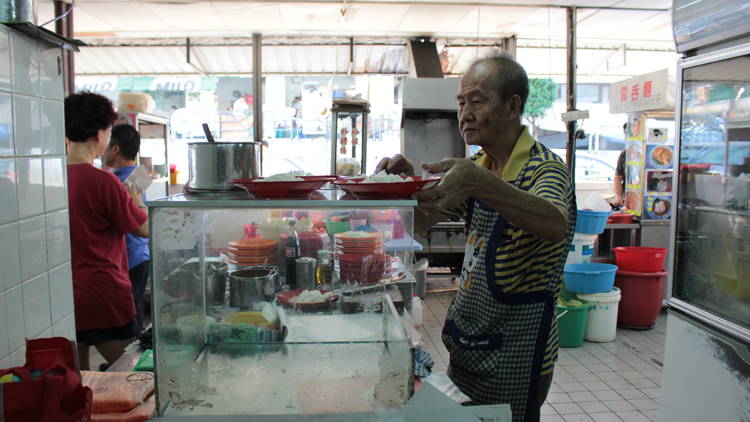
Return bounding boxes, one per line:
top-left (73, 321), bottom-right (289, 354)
top-left (36, 0), bottom-right (677, 77)
top-left (38, 0), bottom-right (674, 43)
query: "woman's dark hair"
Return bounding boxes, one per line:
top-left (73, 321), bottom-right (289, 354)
top-left (109, 124), bottom-right (141, 161)
top-left (64, 91), bottom-right (118, 143)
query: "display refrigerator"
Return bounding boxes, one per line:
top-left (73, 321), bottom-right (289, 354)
top-left (661, 1), bottom-right (750, 421)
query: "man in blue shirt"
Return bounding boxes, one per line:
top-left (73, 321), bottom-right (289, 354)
top-left (103, 124), bottom-right (149, 338)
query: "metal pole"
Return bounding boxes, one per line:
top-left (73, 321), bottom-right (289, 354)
top-left (54, 0), bottom-right (74, 96)
top-left (361, 112), bottom-right (368, 174)
top-left (252, 33), bottom-right (263, 154)
top-left (331, 113), bottom-right (338, 175)
top-left (565, 6), bottom-right (576, 182)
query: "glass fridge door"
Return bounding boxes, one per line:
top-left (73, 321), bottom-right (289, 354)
top-left (674, 53), bottom-right (750, 332)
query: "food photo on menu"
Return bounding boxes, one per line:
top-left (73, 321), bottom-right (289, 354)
top-left (626, 142), bottom-right (643, 162)
top-left (647, 145), bottom-right (674, 169)
top-left (626, 190), bottom-right (643, 213)
top-left (647, 170), bottom-right (673, 193)
top-left (648, 128), bottom-right (669, 144)
top-left (645, 195), bottom-right (672, 220)
top-left (626, 164), bottom-right (642, 186)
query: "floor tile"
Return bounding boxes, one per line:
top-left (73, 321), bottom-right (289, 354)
top-left (541, 416), bottom-right (565, 422)
top-left (641, 409), bottom-right (659, 421)
top-left (578, 401), bottom-right (609, 413)
top-left (592, 389), bottom-right (622, 401)
top-left (618, 370), bottom-right (646, 381)
top-left (617, 389), bottom-right (647, 400)
top-left (603, 399), bottom-right (636, 412)
top-left (641, 388), bottom-right (662, 399)
top-left (614, 411), bottom-right (650, 422)
top-left (584, 363), bottom-right (611, 372)
top-left (627, 398), bottom-right (659, 411)
top-left (562, 414), bottom-right (594, 422)
top-left (565, 364), bottom-right (590, 373)
top-left (541, 403), bottom-right (557, 416)
top-left (588, 412), bottom-right (623, 422)
top-left (604, 379), bottom-right (633, 390)
top-left (628, 378), bottom-right (659, 389)
top-left (547, 392), bottom-right (573, 404)
top-left (585, 380), bottom-right (611, 391)
top-left (558, 382), bottom-right (588, 393)
top-left (595, 371), bottom-right (624, 382)
top-left (568, 391), bottom-right (598, 402)
top-left (573, 372), bottom-right (599, 382)
top-left (552, 402), bottom-right (583, 415)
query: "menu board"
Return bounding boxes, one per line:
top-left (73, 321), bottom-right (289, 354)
top-left (643, 128), bottom-right (673, 220)
top-left (624, 114), bottom-right (646, 217)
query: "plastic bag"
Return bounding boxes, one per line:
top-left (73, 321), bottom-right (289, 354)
top-left (91, 395), bottom-right (155, 422)
top-left (581, 192), bottom-right (612, 212)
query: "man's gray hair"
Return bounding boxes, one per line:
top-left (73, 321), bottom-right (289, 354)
top-left (469, 53), bottom-right (529, 114)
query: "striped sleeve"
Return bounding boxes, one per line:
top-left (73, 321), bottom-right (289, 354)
top-left (529, 160), bottom-right (570, 208)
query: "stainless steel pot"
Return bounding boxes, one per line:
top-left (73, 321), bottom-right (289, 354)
top-left (187, 142), bottom-right (261, 191)
top-left (229, 267), bottom-right (279, 309)
top-left (166, 261), bottom-right (228, 307)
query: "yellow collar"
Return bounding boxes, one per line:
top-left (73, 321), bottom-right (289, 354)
top-left (474, 126), bottom-right (535, 181)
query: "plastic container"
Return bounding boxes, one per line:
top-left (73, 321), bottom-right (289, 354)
top-left (411, 295), bottom-right (423, 328)
top-left (577, 288), bottom-right (621, 342)
top-left (566, 233), bottom-right (598, 265)
top-left (325, 220), bottom-right (352, 237)
top-left (575, 210), bottom-right (611, 234)
top-left (556, 302), bottom-right (590, 348)
top-left (607, 213), bottom-right (634, 224)
top-left (615, 269), bottom-right (667, 328)
top-left (563, 263), bottom-right (618, 294)
top-left (612, 247), bottom-right (667, 272)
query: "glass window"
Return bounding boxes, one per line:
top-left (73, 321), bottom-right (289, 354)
top-left (675, 54), bottom-right (750, 329)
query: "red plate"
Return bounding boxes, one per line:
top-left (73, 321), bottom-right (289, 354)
top-left (299, 175), bottom-right (339, 182)
top-left (228, 238), bottom-right (278, 250)
top-left (334, 176), bottom-right (440, 199)
top-left (276, 289), bottom-right (339, 312)
top-left (230, 178), bottom-right (331, 199)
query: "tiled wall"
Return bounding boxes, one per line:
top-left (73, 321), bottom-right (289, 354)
top-left (0, 25), bottom-right (74, 368)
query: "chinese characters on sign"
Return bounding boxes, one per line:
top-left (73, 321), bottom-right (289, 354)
top-left (609, 69), bottom-right (669, 114)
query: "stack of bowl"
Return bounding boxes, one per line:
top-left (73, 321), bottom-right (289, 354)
top-left (227, 238), bottom-right (278, 268)
top-left (334, 231), bottom-right (387, 284)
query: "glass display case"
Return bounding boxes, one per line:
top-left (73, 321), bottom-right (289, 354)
top-left (147, 194), bottom-right (417, 417)
top-left (672, 52), bottom-right (750, 331)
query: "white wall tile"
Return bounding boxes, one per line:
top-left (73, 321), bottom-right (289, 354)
top-left (0, 222), bottom-right (21, 290)
top-left (52, 313), bottom-right (76, 342)
top-left (35, 326), bottom-right (53, 339)
top-left (41, 100), bottom-right (64, 155)
top-left (46, 211), bottom-right (70, 269)
top-left (0, 26), bottom-right (10, 92)
top-left (48, 263), bottom-right (73, 324)
top-left (10, 31), bottom-right (38, 96)
top-left (0, 158), bottom-right (18, 224)
top-left (0, 291), bottom-right (8, 360)
top-left (43, 157), bottom-right (66, 212)
top-left (0, 93), bottom-right (12, 156)
top-left (19, 216), bottom-right (47, 281)
top-left (39, 46), bottom-right (63, 101)
top-left (16, 157), bottom-right (44, 218)
top-left (9, 345), bottom-right (25, 366)
top-left (23, 273), bottom-right (51, 337)
top-left (5, 285), bottom-right (25, 351)
top-left (12, 94), bottom-right (41, 156)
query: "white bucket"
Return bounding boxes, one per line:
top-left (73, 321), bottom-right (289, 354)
top-left (577, 287), bottom-right (621, 343)
top-left (566, 233), bottom-right (598, 265)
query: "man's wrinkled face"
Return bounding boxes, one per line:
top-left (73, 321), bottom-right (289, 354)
top-left (456, 64), bottom-right (507, 148)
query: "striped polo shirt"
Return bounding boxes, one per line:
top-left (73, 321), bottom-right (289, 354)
top-left (447, 127), bottom-right (577, 375)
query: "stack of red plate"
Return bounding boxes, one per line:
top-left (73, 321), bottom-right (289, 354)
top-left (227, 238), bottom-right (278, 267)
top-left (334, 231), bottom-right (388, 284)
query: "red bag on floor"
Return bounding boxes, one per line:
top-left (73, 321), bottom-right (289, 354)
top-left (0, 337), bottom-right (93, 422)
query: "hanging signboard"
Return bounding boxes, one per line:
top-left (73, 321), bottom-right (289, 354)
top-left (609, 69), bottom-right (669, 114)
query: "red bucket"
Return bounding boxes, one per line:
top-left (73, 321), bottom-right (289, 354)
top-left (612, 247), bottom-right (667, 272)
top-left (615, 269), bottom-right (667, 328)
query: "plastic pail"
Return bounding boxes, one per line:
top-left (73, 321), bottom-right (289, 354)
top-left (577, 288), bottom-right (621, 342)
top-left (556, 303), bottom-right (589, 348)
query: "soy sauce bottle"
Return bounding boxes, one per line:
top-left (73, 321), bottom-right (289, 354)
top-left (285, 219), bottom-right (301, 288)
